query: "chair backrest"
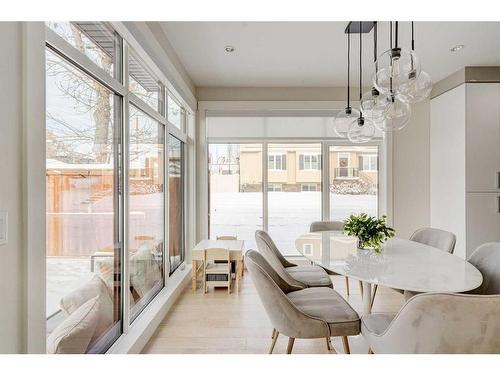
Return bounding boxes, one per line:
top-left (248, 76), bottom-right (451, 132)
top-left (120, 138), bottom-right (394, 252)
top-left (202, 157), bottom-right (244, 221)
top-left (216, 235), bottom-right (237, 240)
top-left (255, 230), bottom-right (305, 289)
top-left (373, 293), bottom-right (500, 353)
top-left (204, 248), bottom-right (230, 262)
top-left (245, 250), bottom-right (328, 338)
top-left (409, 227), bottom-right (456, 253)
top-left (254, 230), bottom-right (296, 268)
top-left (310, 221), bottom-right (344, 232)
top-left (468, 242), bottom-right (500, 295)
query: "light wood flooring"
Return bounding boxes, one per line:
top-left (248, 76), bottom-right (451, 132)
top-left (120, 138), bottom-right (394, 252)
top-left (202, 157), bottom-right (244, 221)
top-left (142, 273), bottom-right (405, 354)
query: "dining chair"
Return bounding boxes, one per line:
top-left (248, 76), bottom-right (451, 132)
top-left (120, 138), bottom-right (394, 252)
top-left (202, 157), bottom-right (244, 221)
top-left (215, 235), bottom-right (241, 275)
top-left (309, 221), bottom-right (358, 297)
top-left (361, 292), bottom-right (500, 353)
top-left (467, 242), bottom-right (500, 295)
top-left (409, 227), bottom-right (457, 254)
top-left (255, 230), bottom-right (333, 288)
top-left (204, 248), bottom-right (232, 294)
top-left (245, 250), bottom-right (360, 354)
top-left (373, 227), bottom-right (457, 306)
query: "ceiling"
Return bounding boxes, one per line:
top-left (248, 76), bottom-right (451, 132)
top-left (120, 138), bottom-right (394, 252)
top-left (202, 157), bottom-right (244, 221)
top-left (158, 21), bottom-right (500, 88)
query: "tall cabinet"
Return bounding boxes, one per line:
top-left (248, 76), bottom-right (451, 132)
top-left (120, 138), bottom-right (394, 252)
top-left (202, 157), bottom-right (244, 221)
top-left (430, 83), bottom-right (500, 259)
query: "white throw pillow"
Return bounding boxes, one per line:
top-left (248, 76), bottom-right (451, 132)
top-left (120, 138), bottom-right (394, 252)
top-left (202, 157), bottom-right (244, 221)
top-left (60, 274), bottom-right (111, 315)
top-left (47, 296), bottom-right (100, 354)
top-left (60, 274), bottom-right (114, 346)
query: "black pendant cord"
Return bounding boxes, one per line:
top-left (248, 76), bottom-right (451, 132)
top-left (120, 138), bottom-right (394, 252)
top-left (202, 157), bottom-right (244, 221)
top-left (411, 21), bottom-right (415, 50)
top-left (358, 21), bottom-right (364, 125)
top-left (347, 28), bottom-right (351, 109)
top-left (389, 21), bottom-right (394, 96)
top-left (373, 22), bottom-right (379, 94)
top-left (390, 21), bottom-right (393, 49)
top-left (395, 21), bottom-right (399, 48)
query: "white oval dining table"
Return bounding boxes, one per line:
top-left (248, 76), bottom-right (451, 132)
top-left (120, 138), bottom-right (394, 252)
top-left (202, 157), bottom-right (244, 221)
top-left (295, 231), bottom-right (483, 315)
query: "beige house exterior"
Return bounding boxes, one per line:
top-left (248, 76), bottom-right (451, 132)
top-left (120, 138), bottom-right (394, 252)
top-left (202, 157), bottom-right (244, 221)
top-left (209, 144), bottom-right (378, 194)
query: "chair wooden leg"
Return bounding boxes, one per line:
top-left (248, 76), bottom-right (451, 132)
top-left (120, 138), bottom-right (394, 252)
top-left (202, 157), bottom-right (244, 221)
top-left (325, 337), bottom-right (333, 351)
top-left (358, 280), bottom-right (364, 296)
top-left (342, 336), bottom-right (351, 354)
top-left (271, 328), bottom-right (276, 339)
top-left (269, 329), bottom-right (279, 354)
top-left (286, 337), bottom-right (295, 354)
top-left (368, 348), bottom-right (374, 354)
top-left (371, 284), bottom-right (378, 309)
top-left (345, 276), bottom-right (350, 296)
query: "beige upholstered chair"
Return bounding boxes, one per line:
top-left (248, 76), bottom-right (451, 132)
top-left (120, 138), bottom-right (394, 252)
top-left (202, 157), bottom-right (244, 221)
top-left (361, 293), bottom-right (500, 353)
top-left (309, 221), bottom-right (344, 233)
top-left (467, 242), bottom-right (500, 295)
top-left (309, 221), bottom-right (357, 296)
top-left (246, 250), bottom-right (360, 354)
top-left (255, 230), bottom-right (333, 288)
top-left (409, 227), bottom-right (457, 253)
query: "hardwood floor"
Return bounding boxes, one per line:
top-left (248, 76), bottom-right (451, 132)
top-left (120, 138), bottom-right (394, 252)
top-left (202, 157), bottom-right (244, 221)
top-left (142, 273), bottom-right (405, 354)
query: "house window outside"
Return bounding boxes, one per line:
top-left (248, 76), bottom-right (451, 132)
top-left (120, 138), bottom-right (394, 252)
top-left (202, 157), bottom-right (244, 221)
top-left (268, 153), bottom-right (286, 171)
top-left (268, 183), bottom-right (283, 192)
top-left (299, 154), bottom-right (321, 170)
top-left (301, 183), bottom-right (318, 192)
top-left (361, 154), bottom-right (377, 171)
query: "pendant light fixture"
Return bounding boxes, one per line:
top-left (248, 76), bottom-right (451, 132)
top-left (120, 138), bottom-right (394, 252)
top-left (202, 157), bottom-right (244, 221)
top-left (338, 21), bottom-right (431, 142)
top-left (397, 22), bottom-right (432, 103)
top-left (374, 22), bottom-right (412, 132)
top-left (373, 21), bottom-right (421, 96)
top-left (347, 22), bottom-right (375, 144)
top-left (360, 22), bottom-right (390, 125)
top-left (333, 26), bottom-right (360, 138)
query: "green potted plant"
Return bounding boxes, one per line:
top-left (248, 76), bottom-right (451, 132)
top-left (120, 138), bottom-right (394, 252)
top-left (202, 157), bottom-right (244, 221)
top-left (343, 213), bottom-right (395, 254)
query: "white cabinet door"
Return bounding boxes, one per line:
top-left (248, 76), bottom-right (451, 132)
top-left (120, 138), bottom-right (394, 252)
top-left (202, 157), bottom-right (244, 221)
top-left (466, 83), bottom-right (500, 192)
top-left (466, 192), bottom-right (500, 258)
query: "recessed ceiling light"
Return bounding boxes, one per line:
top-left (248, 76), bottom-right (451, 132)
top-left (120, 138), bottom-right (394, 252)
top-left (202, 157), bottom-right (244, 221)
top-left (224, 45), bottom-right (235, 53)
top-left (450, 44), bottom-right (464, 52)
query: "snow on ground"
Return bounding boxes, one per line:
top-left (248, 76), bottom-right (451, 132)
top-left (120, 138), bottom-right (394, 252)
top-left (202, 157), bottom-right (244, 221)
top-left (210, 191), bottom-right (377, 255)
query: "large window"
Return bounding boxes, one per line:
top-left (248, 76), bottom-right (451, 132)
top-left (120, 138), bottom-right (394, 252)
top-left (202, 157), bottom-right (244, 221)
top-left (46, 47), bottom-right (121, 353)
top-left (128, 107), bottom-right (165, 320)
top-left (329, 146), bottom-right (378, 221)
top-left (209, 144), bottom-right (263, 249)
top-left (268, 144), bottom-right (322, 255)
top-left (169, 136), bottom-right (185, 273)
top-left (206, 115), bottom-right (384, 261)
top-left (45, 21), bottom-right (191, 354)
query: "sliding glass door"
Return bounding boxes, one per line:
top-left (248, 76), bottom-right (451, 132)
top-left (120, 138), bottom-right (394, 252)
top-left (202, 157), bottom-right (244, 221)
top-left (267, 143), bottom-right (322, 255)
top-left (208, 144), bottom-right (263, 249)
top-left (46, 47), bottom-right (121, 352)
top-left (128, 106), bottom-right (165, 320)
top-left (168, 136), bottom-right (185, 273)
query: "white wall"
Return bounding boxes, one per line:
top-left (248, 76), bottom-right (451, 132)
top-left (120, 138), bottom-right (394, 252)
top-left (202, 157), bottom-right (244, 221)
top-left (392, 99), bottom-right (431, 238)
top-left (0, 22), bottom-right (24, 353)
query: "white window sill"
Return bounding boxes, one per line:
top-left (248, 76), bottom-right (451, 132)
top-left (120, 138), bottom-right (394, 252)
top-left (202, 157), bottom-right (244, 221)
top-left (106, 263), bottom-right (192, 354)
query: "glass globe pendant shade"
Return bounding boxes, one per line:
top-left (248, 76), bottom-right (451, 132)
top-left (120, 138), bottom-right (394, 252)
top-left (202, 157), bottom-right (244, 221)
top-left (374, 95), bottom-right (412, 132)
top-left (360, 88), bottom-right (391, 122)
top-left (347, 117), bottom-right (376, 144)
top-left (373, 47), bottom-right (421, 96)
top-left (333, 106), bottom-right (360, 138)
top-left (397, 70), bottom-right (432, 104)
